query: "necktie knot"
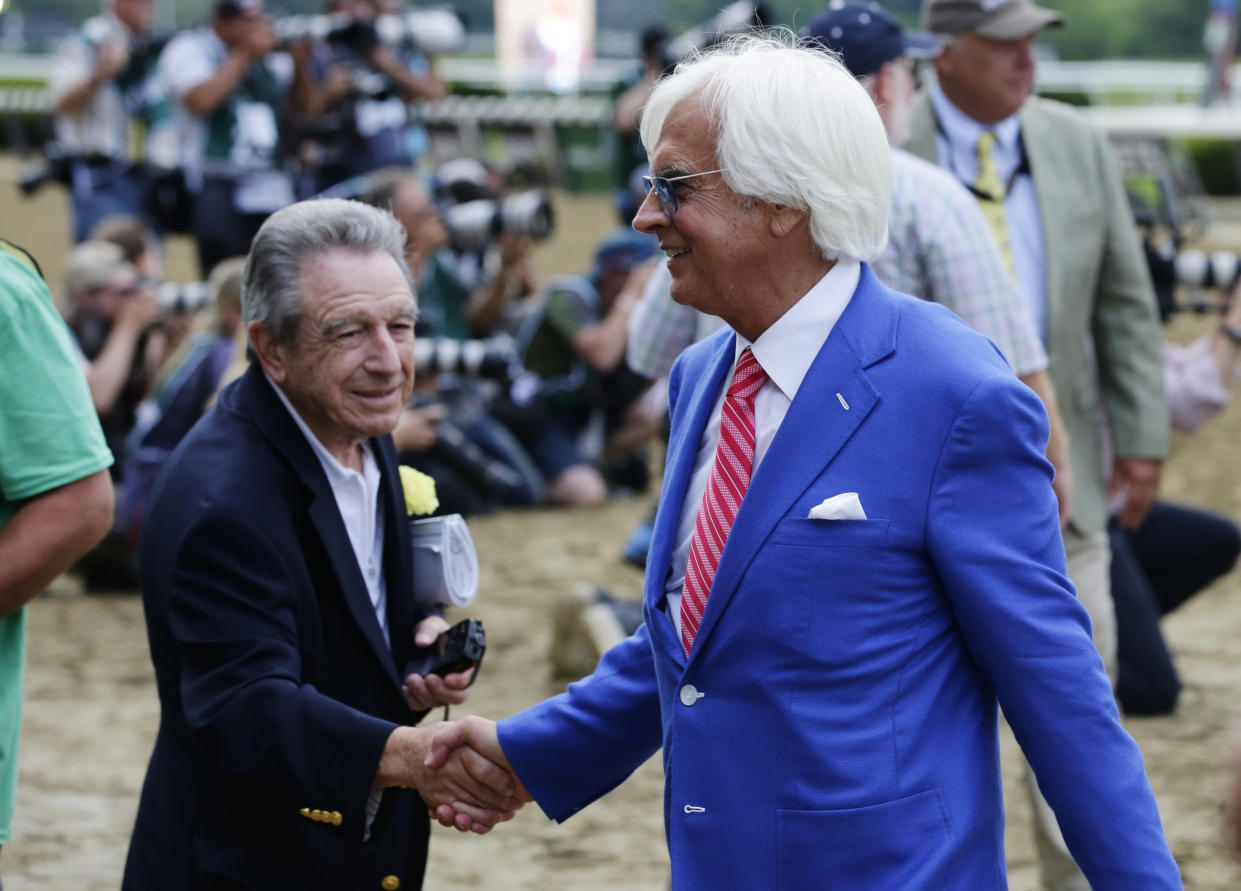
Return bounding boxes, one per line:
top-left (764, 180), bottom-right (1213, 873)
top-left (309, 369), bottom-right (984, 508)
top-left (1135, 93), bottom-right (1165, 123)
top-left (974, 131), bottom-right (1004, 202)
top-left (729, 348), bottom-right (767, 401)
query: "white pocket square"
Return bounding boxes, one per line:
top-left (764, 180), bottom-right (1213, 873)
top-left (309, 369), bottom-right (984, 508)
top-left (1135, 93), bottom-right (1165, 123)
top-left (807, 492), bottom-right (868, 521)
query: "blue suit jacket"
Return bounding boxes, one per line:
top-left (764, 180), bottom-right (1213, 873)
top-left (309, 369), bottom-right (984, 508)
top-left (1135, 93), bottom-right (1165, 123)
top-left (499, 268), bottom-right (1179, 889)
top-left (122, 364), bottom-right (430, 890)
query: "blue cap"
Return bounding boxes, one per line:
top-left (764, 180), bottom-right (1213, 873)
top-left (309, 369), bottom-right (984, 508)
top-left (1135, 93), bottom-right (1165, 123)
top-left (590, 229), bottom-right (659, 284)
top-left (801, 2), bottom-right (940, 77)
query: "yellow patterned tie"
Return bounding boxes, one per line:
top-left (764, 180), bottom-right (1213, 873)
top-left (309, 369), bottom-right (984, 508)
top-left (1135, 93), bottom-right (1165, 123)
top-left (974, 131), bottom-right (1016, 278)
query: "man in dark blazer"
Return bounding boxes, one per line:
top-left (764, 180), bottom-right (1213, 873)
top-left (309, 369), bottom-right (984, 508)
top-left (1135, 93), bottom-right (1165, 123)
top-left (122, 198), bottom-right (521, 890)
top-left (426, 36), bottom-right (1181, 889)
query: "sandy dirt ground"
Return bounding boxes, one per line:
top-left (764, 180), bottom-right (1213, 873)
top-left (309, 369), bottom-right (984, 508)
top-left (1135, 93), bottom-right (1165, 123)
top-left (3, 157), bottom-right (1241, 889)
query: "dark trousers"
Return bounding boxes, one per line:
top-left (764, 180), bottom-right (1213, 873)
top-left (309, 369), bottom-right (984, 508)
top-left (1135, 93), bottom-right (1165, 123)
top-left (70, 160), bottom-right (149, 242)
top-left (1112, 501), bottom-right (1241, 715)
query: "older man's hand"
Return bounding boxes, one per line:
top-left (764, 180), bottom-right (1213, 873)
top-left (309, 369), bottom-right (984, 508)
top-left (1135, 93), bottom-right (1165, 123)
top-left (424, 716), bottom-right (532, 832)
top-left (374, 723), bottom-right (524, 835)
top-left (402, 616), bottom-right (475, 711)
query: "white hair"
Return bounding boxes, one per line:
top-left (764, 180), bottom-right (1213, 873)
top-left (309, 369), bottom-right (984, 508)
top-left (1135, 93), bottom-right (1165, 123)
top-left (639, 30), bottom-right (892, 262)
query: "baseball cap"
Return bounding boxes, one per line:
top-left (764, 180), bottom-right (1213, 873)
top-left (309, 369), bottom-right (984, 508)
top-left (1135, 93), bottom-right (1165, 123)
top-left (64, 241), bottom-right (135, 294)
top-left (589, 229), bottom-right (659, 285)
top-left (213, 0), bottom-right (263, 21)
top-left (922, 0), bottom-right (1064, 40)
top-left (801, 2), bottom-right (940, 78)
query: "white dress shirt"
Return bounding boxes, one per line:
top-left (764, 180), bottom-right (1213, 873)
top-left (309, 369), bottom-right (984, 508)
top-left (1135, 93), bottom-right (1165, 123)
top-left (928, 84), bottom-right (1049, 344)
top-left (664, 260), bottom-right (860, 635)
top-left (266, 374), bottom-right (390, 647)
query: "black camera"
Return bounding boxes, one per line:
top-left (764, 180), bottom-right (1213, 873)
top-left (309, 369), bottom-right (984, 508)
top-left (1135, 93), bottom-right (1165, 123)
top-left (19, 144), bottom-right (74, 196)
top-left (440, 191), bottom-right (555, 253)
top-left (407, 617), bottom-right (485, 681)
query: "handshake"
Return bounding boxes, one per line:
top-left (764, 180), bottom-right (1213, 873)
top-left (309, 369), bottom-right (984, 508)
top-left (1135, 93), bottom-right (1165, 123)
top-left (378, 716), bottom-right (529, 834)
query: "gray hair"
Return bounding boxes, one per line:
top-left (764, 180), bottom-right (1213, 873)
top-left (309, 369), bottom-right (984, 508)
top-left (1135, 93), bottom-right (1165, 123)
top-left (639, 30), bottom-right (892, 262)
top-left (242, 197), bottom-right (415, 347)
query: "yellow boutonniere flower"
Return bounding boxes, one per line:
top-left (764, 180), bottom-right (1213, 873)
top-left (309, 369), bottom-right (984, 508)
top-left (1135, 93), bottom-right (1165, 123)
top-left (399, 465), bottom-right (439, 516)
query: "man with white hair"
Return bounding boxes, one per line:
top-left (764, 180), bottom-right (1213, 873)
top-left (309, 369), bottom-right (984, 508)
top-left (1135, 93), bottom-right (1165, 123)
top-left (427, 34), bottom-right (1179, 888)
top-left (626, 1), bottom-right (1074, 529)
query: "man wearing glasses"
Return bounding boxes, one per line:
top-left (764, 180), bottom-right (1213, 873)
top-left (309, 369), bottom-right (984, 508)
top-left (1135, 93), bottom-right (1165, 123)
top-left (427, 34), bottom-right (1179, 888)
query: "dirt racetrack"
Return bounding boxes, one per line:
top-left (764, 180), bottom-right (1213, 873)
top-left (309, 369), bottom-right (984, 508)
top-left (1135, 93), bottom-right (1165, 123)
top-left (4, 155), bottom-right (1241, 889)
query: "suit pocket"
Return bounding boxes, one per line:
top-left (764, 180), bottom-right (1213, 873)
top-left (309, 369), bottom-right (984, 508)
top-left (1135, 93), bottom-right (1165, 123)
top-left (767, 517), bottom-right (890, 549)
top-left (776, 789), bottom-right (951, 890)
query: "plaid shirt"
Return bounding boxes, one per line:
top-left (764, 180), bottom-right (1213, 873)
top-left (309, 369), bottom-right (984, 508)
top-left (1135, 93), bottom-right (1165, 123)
top-left (626, 148), bottom-right (1048, 381)
top-left (874, 149), bottom-right (1047, 377)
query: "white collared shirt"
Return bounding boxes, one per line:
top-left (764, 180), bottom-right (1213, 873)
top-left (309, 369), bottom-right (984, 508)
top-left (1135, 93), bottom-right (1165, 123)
top-left (928, 83), bottom-right (1048, 343)
top-left (664, 260), bottom-right (860, 635)
top-left (265, 374), bottom-right (390, 647)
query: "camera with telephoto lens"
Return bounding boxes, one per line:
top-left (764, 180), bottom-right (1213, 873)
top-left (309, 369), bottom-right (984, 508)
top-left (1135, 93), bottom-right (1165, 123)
top-left (273, 8), bottom-right (465, 56)
top-left (1173, 250), bottom-right (1241, 291)
top-left (156, 281), bottom-right (212, 314)
top-left (440, 192), bottom-right (555, 253)
top-left (413, 334), bottom-right (522, 382)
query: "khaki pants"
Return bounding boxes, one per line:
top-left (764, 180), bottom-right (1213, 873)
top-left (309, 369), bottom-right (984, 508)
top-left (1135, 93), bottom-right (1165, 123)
top-left (1024, 528), bottom-right (1115, 891)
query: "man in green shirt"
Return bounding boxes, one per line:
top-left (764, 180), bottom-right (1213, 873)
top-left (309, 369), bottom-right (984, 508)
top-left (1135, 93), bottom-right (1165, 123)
top-left (0, 242), bottom-right (114, 873)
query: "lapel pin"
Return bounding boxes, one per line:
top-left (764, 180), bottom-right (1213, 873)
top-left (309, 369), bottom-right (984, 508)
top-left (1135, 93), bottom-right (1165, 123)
top-left (836, 393), bottom-right (850, 410)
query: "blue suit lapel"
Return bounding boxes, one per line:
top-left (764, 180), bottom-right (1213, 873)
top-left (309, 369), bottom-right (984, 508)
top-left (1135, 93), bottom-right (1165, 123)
top-left (687, 267), bottom-right (899, 659)
top-left (239, 365), bottom-right (403, 688)
top-left (643, 328), bottom-right (736, 660)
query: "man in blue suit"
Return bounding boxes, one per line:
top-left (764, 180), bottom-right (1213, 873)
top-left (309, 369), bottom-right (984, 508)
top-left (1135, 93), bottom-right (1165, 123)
top-left (122, 199), bottom-right (520, 890)
top-left (429, 35), bottom-right (1180, 888)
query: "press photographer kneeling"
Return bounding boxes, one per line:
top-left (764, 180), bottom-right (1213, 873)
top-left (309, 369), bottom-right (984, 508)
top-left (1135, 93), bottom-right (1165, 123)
top-left (361, 168), bottom-right (547, 515)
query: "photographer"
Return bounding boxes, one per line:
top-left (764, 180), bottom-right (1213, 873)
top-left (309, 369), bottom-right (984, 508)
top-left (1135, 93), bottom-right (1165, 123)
top-left (299, 0), bottom-right (447, 191)
top-left (611, 25), bottom-right (672, 225)
top-left (432, 158), bottom-right (541, 338)
top-left (119, 257), bottom-right (246, 542)
top-left (1110, 278), bottom-right (1241, 716)
top-left (159, 0), bottom-right (314, 276)
top-left (361, 170), bottom-right (544, 514)
top-left (62, 241), bottom-right (162, 458)
top-left (60, 240), bottom-right (163, 590)
top-left (518, 230), bottom-right (662, 506)
top-left (47, 0), bottom-right (172, 241)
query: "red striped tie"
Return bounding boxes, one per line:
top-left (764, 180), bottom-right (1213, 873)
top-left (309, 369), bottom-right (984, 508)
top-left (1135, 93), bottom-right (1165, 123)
top-left (680, 348), bottom-right (767, 656)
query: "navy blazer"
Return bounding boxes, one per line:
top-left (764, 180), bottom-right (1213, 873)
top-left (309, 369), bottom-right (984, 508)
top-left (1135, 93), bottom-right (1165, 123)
top-left (123, 364), bottom-right (429, 890)
top-left (497, 268), bottom-right (1180, 889)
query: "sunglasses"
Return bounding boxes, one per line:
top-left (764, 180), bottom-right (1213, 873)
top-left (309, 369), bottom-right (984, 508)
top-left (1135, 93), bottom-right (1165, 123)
top-left (642, 168), bottom-right (727, 216)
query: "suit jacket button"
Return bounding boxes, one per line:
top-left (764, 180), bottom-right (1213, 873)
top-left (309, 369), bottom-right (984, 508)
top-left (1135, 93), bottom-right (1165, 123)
top-left (311, 809), bottom-right (323, 822)
top-left (299, 807), bottom-right (311, 818)
top-left (679, 684), bottom-right (704, 706)
top-left (381, 876), bottom-right (401, 890)
top-left (331, 810), bottom-right (343, 826)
